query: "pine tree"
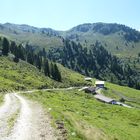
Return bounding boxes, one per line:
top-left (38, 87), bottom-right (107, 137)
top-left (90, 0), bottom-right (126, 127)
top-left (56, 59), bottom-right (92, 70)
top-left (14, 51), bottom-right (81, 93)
top-left (18, 44), bottom-right (25, 60)
top-left (44, 59), bottom-right (50, 76)
top-left (50, 62), bottom-right (55, 79)
top-left (35, 54), bottom-right (42, 70)
top-left (54, 64), bottom-right (61, 81)
top-left (2, 37), bottom-right (10, 56)
top-left (27, 52), bottom-right (34, 64)
top-left (10, 41), bottom-right (16, 54)
top-left (13, 55), bottom-right (19, 63)
top-left (42, 48), bottom-right (46, 58)
top-left (13, 45), bottom-right (20, 62)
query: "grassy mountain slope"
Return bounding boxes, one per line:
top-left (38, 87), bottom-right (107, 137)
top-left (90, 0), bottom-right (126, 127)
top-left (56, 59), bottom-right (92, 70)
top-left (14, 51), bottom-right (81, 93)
top-left (1, 22), bottom-right (140, 73)
top-left (57, 63), bottom-right (88, 86)
top-left (47, 39), bottom-right (140, 89)
top-left (0, 56), bottom-right (88, 92)
top-left (0, 23), bottom-right (63, 51)
top-left (0, 22), bottom-right (140, 89)
top-left (22, 85), bottom-right (140, 140)
top-left (0, 56), bottom-right (55, 91)
top-left (103, 82), bottom-right (140, 108)
top-left (0, 22), bottom-right (139, 140)
top-left (63, 23), bottom-right (140, 58)
top-left (1, 22), bottom-right (140, 58)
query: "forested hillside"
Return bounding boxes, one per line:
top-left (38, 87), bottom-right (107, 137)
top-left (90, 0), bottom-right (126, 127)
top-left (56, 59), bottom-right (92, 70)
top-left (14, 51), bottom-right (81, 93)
top-left (0, 36), bottom-right (62, 82)
top-left (1, 22), bottom-right (140, 58)
top-left (63, 23), bottom-right (140, 58)
top-left (47, 39), bottom-right (140, 89)
top-left (0, 36), bottom-right (88, 91)
top-left (0, 23), bottom-right (140, 89)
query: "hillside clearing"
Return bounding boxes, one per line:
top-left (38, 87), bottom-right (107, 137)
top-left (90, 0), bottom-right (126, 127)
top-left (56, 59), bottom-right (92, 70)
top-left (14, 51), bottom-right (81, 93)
top-left (0, 56), bottom-right (88, 92)
top-left (102, 82), bottom-right (140, 108)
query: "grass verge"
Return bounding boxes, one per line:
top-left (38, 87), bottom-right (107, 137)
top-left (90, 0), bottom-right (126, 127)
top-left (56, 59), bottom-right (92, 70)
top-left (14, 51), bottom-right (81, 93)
top-left (7, 109), bottom-right (19, 134)
top-left (0, 93), bottom-right (4, 105)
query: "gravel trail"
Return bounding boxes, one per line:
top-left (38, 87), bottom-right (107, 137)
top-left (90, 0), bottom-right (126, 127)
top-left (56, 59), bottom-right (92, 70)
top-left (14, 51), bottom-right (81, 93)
top-left (0, 93), bottom-right (57, 140)
top-left (0, 94), bottom-right (20, 138)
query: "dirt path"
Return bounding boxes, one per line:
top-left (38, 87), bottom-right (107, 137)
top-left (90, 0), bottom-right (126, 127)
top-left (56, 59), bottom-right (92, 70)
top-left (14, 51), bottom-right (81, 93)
top-left (0, 93), bottom-right (57, 140)
top-left (0, 94), bottom-right (20, 138)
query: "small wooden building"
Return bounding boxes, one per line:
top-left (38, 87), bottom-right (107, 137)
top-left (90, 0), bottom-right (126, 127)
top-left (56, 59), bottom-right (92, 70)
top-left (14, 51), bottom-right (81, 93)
top-left (84, 77), bottom-right (92, 82)
top-left (78, 86), bottom-right (89, 91)
top-left (95, 81), bottom-right (105, 88)
top-left (84, 87), bottom-right (96, 94)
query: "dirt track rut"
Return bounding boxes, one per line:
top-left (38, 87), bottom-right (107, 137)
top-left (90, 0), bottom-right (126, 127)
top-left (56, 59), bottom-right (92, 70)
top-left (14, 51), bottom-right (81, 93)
top-left (0, 93), bottom-right (57, 140)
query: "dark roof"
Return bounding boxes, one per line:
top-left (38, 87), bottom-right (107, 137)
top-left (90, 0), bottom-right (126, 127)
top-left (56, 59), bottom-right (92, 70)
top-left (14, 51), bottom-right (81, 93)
top-left (85, 87), bottom-right (96, 93)
top-left (94, 94), bottom-right (115, 103)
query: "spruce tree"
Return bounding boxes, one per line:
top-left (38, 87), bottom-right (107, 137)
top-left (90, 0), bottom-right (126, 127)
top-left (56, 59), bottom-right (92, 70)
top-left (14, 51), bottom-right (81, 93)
top-left (44, 59), bottom-right (50, 76)
top-left (27, 52), bottom-right (34, 64)
top-left (13, 45), bottom-right (20, 62)
top-left (10, 41), bottom-right (16, 54)
top-left (54, 64), bottom-right (61, 82)
top-left (2, 37), bottom-right (10, 56)
top-left (50, 62), bottom-right (55, 79)
top-left (13, 55), bottom-right (19, 63)
top-left (42, 48), bottom-right (46, 58)
top-left (35, 54), bottom-right (42, 70)
top-left (18, 44), bottom-right (25, 60)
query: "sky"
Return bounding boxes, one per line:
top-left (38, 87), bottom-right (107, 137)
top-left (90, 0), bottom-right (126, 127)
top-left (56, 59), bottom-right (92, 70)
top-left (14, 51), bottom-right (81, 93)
top-left (0, 0), bottom-right (139, 30)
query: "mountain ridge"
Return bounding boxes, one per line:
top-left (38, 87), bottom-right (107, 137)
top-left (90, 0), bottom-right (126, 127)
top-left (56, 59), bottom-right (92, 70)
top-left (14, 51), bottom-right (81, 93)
top-left (1, 22), bottom-right (140, 58)
top-left (1, 22), bottom-right (140, 32)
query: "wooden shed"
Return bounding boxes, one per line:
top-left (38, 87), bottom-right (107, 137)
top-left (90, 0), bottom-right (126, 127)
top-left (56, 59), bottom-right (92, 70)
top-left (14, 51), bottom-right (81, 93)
top-left (84, 77), bottom-right (92, 82)
top-left (84, 87), bottom-right (96, 94)
top-left (95, 81), bottom-right (105, 88)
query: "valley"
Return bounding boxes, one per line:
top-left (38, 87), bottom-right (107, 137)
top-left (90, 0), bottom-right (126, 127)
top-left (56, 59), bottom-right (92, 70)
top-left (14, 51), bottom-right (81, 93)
top-left (0, 22), bottom-right (140, 140)
top-left (0, 84), bottom-right (140, 140)
top-left (0, 22), bottom-right (140, 89)
top-left (21, 86), bottom-right (140, 140)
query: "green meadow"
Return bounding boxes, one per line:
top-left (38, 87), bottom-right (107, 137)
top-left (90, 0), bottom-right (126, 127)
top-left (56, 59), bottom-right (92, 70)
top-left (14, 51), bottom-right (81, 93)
top-left (22, 89), bottom-right (140, 140)
top-left (102, 82), bottom-right (140, 108)
top-left (0, 56), bottom-right (88, 92)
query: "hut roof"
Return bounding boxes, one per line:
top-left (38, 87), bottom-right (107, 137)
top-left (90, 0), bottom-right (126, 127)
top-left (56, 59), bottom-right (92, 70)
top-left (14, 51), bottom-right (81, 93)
top-left (94, 94), bottom-right (115, 103)
top-left (95, 81), bottom-right (105, 85)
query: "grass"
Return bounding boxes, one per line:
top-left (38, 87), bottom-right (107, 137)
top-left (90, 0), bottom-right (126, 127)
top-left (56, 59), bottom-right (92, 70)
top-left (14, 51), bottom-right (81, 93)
top-left (57, 63), bottom-right (89, 87)
top-left (0, 56), bottom-right (88, 92)
top-left (7, 109), bottom-right (19, 133)
top-left (1, 23), bottom-right (140, 58)
top-left (65, 28), bottom-right (140, 58)
top-left (102, 82), bottom-right (140, 108)
top-left (0, 93), bottom-right (4, 105)
top-left (0, 56), bottom-right (55, 91)
top-left (22, 89), bottom-right (140, 140)
top-left (0, 26), bottom-right (63, 51)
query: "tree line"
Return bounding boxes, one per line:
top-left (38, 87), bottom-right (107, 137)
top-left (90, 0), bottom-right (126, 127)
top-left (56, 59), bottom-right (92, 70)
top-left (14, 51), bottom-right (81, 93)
top-left (47, 39), bottom-right (140, 89)
top-left (0, 37), bottom-right (61, 82)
